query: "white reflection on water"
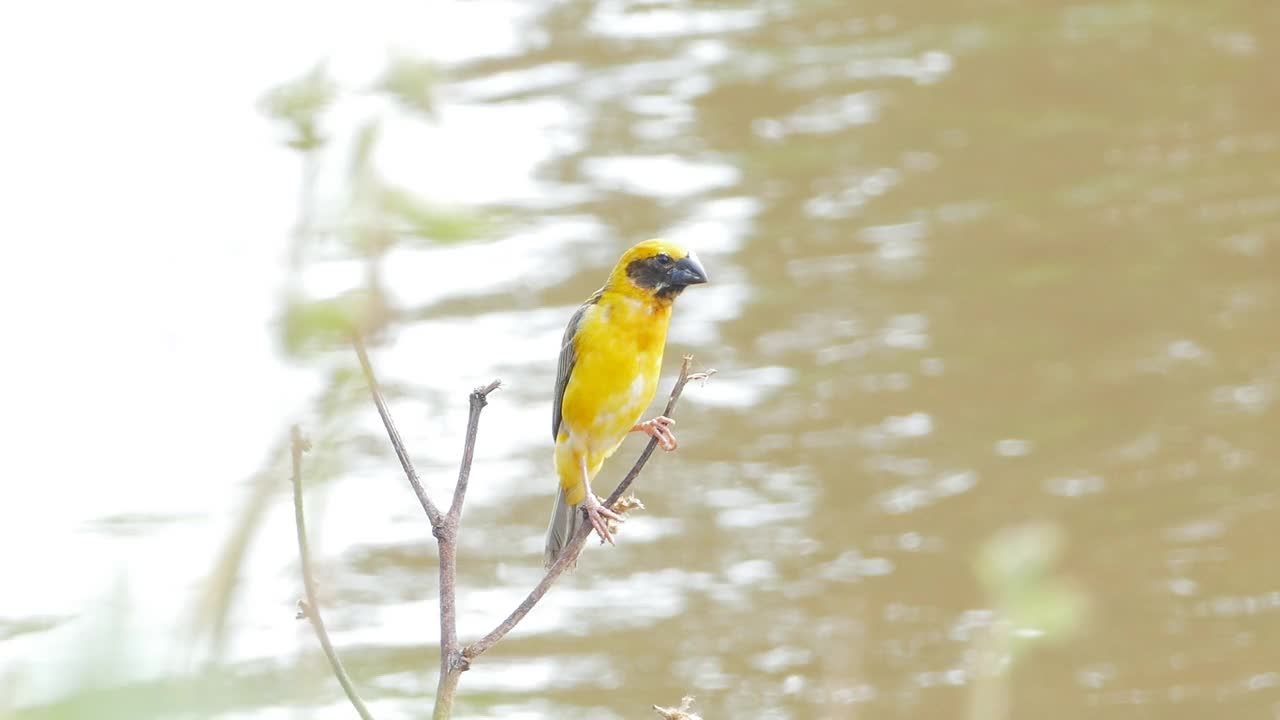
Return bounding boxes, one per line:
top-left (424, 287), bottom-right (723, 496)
top-left (702, 464), bottom-right (815, 530)
top-left (454, 62), bottom-right (583, 103)
top-left (381, 220), bottom-right (610, 306)
top-left (877, 470), bottom-right (978, 515)
top-left (1211, 382), bottom-right (1272, 414)
top-left (691, 365), bottom-right (793, 409)
top-left (1043, 473), bottom-right (1106, 498)
top-left (465, 653), bottom-right (623, 692)
top-left (667, 196), bottom-right (759, 255)
top-left (820, 550), bottom-right (896, 582)
top-left (581, 155), bottom-right (741, 199)
top-left (881, 312), bottom-right (930, 350)
top-left (379, 98), bottom-right (583, 207)
top-left (587, 1), bottom-right (763, 39)
top-left (780, 91), bottom-right (884, 135)
top-left (994, 437), bottom-right (1033, 457)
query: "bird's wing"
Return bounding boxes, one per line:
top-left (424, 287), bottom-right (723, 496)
top-left (552, 290), bottom-right (602, 440)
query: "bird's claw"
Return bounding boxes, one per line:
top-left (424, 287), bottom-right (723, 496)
top-left (581, 493), bottom-right (623, 545)
top-left (634, 415), bottom-right (678, 452)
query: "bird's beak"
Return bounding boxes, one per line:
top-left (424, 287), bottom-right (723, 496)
top-left (670, 252), bottom-right (708, 286)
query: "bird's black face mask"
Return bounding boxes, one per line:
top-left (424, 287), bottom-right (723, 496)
top-left (627, 252), bottom-right (708, 299)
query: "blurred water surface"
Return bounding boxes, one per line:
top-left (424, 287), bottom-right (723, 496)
top-left (3, 1), bottom-right (1279, 718)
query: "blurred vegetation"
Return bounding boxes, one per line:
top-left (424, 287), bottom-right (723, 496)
top-left (968, 524), bottom-right (1089, 720)
top-left (2, 54), bottom-right (492, 719)
top-left (198, 54), bottom-right (491, 661)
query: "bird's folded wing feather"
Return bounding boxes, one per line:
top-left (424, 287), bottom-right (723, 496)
top-left (552, 290), bottom-right (602, 440)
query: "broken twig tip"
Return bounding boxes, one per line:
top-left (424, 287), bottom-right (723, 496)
top-left (687, 368), bottom-right (716, 386)
top-left (653, 696), bottom-right (701, 720)
top-left (290, 426), bottom-right (312, 453)
top-left (604, 495), bottom-right (645, 537)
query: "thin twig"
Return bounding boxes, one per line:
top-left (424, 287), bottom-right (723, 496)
top-left (352, 333), bottom-right (443, 528)
top-left (464, 356), bottom-right (709, 661)
top-left (448, 380), bottom-right (503, 523)
top-left (290, 425), bottom-right (377, 720)
top-left (607, 359), bottom-right (711, 508)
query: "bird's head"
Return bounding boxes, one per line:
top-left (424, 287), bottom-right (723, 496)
top-left (609, 238), bottom-right (709, 302)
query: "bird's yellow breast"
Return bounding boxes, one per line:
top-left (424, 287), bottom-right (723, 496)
top-left (558, 292), bottom-right (671, 463)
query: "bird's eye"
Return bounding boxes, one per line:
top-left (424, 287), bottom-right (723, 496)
top-left (655, 253), bottom-right (674, 267)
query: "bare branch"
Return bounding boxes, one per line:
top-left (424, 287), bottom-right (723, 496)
top-left (447, 380), bottom-right (502, 523)
top-left (349, 334), bottom-right (505, 717)
top-left (290, 426), bottom-right (377, 720)
top-left (352, 333), bottom-right (443, 528)
top-left (463, 356), bottom-right (709, 661)
top-left (433, 529), bottom-right (461, 720)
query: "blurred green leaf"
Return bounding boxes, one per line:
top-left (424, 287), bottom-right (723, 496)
top-left (342, 120), bottom-right (395, 256)
top-left (280, 291), bottom-right (386, 357)
top-left (377, 55), bottom-right (439, 118)
top-left (976, 523), bottom-right (1063, 596)
top-left (188, 435), bottom-right (287, 661)
top-left (259, 62), bottom-right (336, 151)
top-left (976, 524), bottom-right (1087, 652)
top-left (380, 186), bottom-right (488, 244)
top-left (1012, 582), bottom-right (1089, 645)
top-left (347, 119), bottom-right (382, 185)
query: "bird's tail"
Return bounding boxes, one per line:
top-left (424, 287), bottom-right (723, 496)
top-left (544, 484), bottom-right (582, 569)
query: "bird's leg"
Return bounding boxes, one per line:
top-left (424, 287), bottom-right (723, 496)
top-left (579, 456), bottom-right (622, 544)
top-left (632, 415), bottom-right (678, 452)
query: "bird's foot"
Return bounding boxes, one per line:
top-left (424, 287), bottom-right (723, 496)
top-left (632, 415), bottom-right (678, 452)
top-left (581, 492), bottom-right (623, 545)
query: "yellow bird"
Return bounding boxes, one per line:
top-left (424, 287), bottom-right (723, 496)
top-left (544, 239), bottom-right (708, 567)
